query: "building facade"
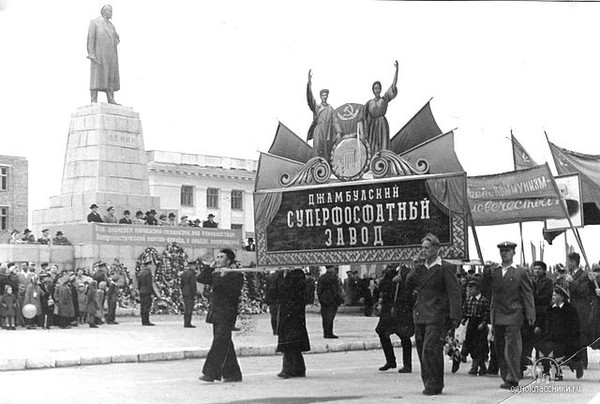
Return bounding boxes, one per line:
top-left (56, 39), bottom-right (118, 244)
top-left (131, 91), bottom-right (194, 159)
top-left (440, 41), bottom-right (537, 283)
top-left (0, 155), bottom-right (28, 242)
top-left (147, 151), bottom-right (257, 239)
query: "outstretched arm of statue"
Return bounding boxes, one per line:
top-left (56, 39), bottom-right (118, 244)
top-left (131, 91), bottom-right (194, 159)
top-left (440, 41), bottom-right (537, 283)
top-left (307, 69), bottom-right (316, 111)
top-left (392, 60), bottom-right (399, 89)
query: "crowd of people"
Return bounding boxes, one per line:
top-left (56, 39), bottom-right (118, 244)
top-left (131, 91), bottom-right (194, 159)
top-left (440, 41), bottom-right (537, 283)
top-left (0, 261), bottom-right (120, 330)
top-left (87, 204), bottom-right (219, 228)
top-left (7, 228), bottom-right (71, 245)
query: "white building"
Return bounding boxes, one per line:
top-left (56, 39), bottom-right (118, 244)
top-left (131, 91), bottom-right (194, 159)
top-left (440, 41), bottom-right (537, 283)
top-left (147, 151), bottom-right (257, 239)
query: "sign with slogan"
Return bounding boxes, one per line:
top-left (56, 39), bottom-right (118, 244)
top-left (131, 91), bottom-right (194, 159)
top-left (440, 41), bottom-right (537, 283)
top-left (254, 173), bottom-right (469, 266)
top-left (93, 224), bottom-right (241, 249)
top-left (468, 164), bottom-right (564, 226)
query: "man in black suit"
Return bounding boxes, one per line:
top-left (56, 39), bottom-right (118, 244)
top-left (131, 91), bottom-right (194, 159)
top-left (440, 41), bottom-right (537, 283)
top-left (244, 238), bottom-right (256, 251)
top-left (405, 233), bottom-right (462, 396)
top-left (118, 210), bottom-right (132, 224)
top-left (317, 265), bottom-right (343, 339)
top-left (202, 214), bottom-right (218, 228)
top-left (137, 259), bottom-right (155, 326)
top-left (180, 262), bottom-right (198, 328)
top-left (87, 204), bottom-right (103, 223)
top-left (197, 248), bottom-right (244, 383)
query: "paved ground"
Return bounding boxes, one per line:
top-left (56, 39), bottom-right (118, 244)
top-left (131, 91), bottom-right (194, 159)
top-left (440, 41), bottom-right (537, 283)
top-left (0, 309), bottom-right (388, 371)
top-left (2, 350), bottom-right (600, 404)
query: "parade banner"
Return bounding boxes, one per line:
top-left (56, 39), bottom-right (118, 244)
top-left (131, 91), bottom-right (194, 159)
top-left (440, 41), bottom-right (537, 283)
top-left (93, 224), bottom-right (241, 249)
top-left (468, 164), bottom-right (564, 226)
top-left (254, 173), bottom-right (468, 266)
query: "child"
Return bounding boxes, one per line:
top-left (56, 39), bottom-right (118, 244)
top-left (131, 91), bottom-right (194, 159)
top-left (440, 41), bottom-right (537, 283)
top-left (23, 276), bottom-right (42, 329)
top-left (0, 285), bottom-right (18, 330)
top-left (77, 283), bottom-right (87, 324)
top-left (85, 280), bottom-right (100, 328)
top-left (96, 281), bottom-right (107, 324)
top-left (456, 277), bottom-right (490, 375)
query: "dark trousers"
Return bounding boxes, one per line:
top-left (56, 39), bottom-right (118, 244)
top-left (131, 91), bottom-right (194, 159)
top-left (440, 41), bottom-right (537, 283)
top-left (269, 303), bottom-right (279, 335)
top-left (203, 322), bottom-right (242, 381)
top-left (183, 296), bottom-right (195, 326)
top-left (320, 304), bottom-right (338, 337)
top-left (415, 323), bottom-right (445, 393)
top-left (494, 324), bottom-right (522, 384)
top-left (281, 349), bottom-right (306, 377)
top-left (140, 294), bottom-right (152, 325)
top-left (463, 318), bottom-right (489, 361)
top-left (106, 297), bottom-right (117, 323)
top-left (376, 316), bottom-right (412, 368)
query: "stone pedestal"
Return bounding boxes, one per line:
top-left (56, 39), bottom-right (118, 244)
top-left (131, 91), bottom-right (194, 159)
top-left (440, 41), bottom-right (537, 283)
top-left (33, 103), bottom-right (160, 231)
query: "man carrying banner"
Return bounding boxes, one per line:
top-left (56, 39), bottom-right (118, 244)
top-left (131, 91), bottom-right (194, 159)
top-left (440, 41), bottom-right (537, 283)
top-left (483, 241), bottom-right (535, 390)
top-left (405, 233), bottom-right (462, 396)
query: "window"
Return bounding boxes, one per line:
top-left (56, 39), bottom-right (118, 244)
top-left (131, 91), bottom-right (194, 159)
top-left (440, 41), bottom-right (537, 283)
top-left (231, 190), bottom-right (243, 210)
top-left (231, 224), bottom-right (243, 230)
top-left (0, 167), bottom-right (7, 191)
top-left (0, 207), bottom-right (7, 231)
top-left (207, 188), bottom-right (219, 209)
top-left (180, 185), bottom-right (194, 206)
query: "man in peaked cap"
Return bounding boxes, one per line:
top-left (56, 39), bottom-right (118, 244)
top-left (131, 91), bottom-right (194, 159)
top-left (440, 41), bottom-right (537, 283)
top-left (178, 215), bottom-right (189, 227)
top-left (87, 204), bottom-right (103, 223)
top-left (38, 229), bottom-right (52, 245)
top-left (137, 257), bottom-right (155, 326)
top-left (482, 241), bottom-right (535, 390)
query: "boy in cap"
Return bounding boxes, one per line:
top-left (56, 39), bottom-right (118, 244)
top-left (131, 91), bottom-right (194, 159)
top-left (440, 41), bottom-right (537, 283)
top-left (455, 276), bottom-right (490, 375)
top-left (87, 204), bottom-right (103, 223)
top-left (482, 241), bottom-right (535, 390)
top-left (537, 286), bottom-right (583, 380)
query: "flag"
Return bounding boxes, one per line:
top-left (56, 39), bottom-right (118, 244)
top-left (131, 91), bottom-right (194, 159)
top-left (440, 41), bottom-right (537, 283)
top-left (530, 241), bottom-right (537, 262)
top-left (390, 100), bottom-right (442, 155)
top-left (401, 131), bottom-right (466, 212)
top-left (511, 133), bottom-right (537, 171)
top-left (255, 152), bottom-right (305, 191)
top-left (547, 139), bottom-right (600, 224)
top-left (268, 122), bottom-right (315, 164)
top-left (468, 164), bottom-right (564, 226)
top-left (539, 241), bottom-right (544, 262)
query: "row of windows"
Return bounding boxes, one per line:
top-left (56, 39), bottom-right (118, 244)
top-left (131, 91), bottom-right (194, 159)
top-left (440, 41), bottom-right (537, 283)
top-left (0, 207), bottom-right (6, 231)
top-left (180, 186), bottom-right (244, 210)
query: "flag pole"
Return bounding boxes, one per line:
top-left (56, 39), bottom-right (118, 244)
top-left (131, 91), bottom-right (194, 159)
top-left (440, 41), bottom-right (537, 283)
top-left (510, 130), bottom-right (527, 266)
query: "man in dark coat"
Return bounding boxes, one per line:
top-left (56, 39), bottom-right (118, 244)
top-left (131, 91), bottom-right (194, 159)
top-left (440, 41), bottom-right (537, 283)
top-left (105, 274), bottom-right (119, 325)
top-left (405, 233), bottom-right (462, 396)
top-left (137, 259), bottom-right (155, 326)
top-left (276, 268), bottom-right (310, 379)
top-left (538, 286), bottom-right (583, 379)
top-left (197, 248), bottom-right (244, 383)
top-left (317, 266), bottom-right (343, 339)
top-left (265, 270), bottom-right (284, 335)
top-left (482, 241), bottom-right (535, 390)
top-left (376, 264), bottom-right (415, 373)
top-left (180, 262), bottom-right (198, 328)
top-left (87, 204), bottom-right (103, 223)
top-left (202, 214), bottom-right (218, 228)
top-left (119, 210), bottom-right (132, 224)
top-left (566, 252), bottom-right (595, 369)
top-left (521, 260), bottom-right (553, 370)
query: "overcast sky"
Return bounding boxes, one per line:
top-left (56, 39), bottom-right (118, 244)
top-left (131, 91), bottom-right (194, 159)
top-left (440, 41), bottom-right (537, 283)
top-left (2, 0), bottom-right (600, 265)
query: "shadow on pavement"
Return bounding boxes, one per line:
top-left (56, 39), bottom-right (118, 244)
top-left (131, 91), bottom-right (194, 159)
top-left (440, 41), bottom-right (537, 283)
top-left (222, 396), bottom-right (365, 404)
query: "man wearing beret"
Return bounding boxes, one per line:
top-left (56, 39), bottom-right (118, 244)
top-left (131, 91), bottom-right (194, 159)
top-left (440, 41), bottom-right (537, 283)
top-left (405, 233), bottom-right (462, 396)
top-left (87, 204), bottom-right (103, 223)
top-left (482, 241), bottom-right (535, 390)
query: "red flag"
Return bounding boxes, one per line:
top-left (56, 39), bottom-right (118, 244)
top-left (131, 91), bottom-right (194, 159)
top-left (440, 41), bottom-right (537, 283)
top-left (547, 138), bottom-right (600, 224)
top-left (511, 133), bottom-right (537, 171)
top-left (390, 100), bottom-right (442, 155)
top-left (268, 122), bottom-right (314, 164)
